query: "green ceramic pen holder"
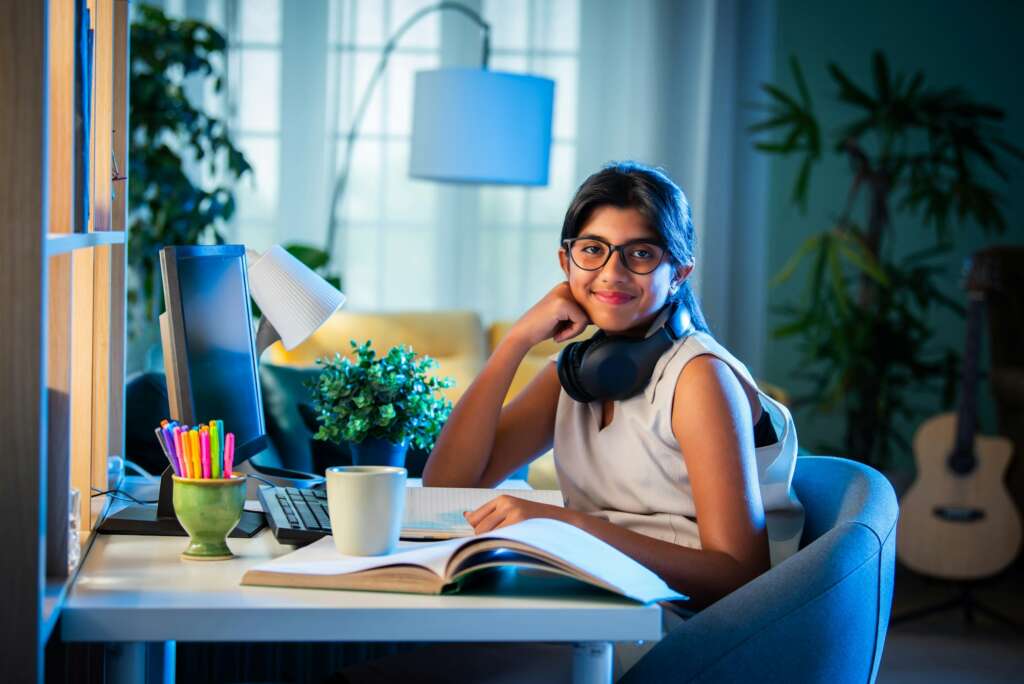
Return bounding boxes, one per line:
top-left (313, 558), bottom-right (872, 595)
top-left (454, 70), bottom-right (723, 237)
top-left (172, 474), bottom-right (247, 561)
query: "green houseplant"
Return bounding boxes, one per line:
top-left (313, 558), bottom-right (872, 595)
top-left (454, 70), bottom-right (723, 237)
top-left (751, 52), bottom-right (1022, 469)
top-left (307, 341), bottom-right (454, 467)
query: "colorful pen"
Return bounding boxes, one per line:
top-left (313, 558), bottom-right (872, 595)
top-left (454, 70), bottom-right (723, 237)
top-left (161, 425), bottom-right (180, 475)
top-left (190, 428), bottom-right (201, 479)
top-left (210, 421), bottom-right (221, 479)
top-left (225, 432), bottom-right (235, 477)
top-left (216, 419), bottom-right (225, 474)
top-left (154, 427), bottom-right (179, 476)
top-left (200, 427), bottom-right (211, 479)
top-left (173, 427), bottom-right (186, 478)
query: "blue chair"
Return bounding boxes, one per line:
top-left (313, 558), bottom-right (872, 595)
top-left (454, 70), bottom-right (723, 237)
top-left (621, 456), bottom-right (898, 684)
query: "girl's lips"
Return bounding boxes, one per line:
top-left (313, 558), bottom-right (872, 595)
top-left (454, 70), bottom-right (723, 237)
top-left (593, 290), bottom-right (636, 305)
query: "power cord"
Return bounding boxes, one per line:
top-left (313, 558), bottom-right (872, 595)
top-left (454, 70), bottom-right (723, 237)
top-left (90, 487), bottom-right (158, 505)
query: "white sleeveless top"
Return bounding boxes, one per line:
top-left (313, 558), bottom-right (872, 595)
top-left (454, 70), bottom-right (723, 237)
top-left (552, 331), bottom-right (805, 566)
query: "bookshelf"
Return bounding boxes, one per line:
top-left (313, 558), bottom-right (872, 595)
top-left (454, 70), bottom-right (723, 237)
top-left (1, 1), bottom-right (129, 681)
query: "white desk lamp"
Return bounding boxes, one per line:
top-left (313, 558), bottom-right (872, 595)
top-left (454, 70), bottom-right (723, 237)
top-left (247, 244), bottom-right (346, 357)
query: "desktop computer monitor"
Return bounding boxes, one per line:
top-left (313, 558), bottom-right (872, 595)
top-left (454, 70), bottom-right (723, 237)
top-left (99, 244), bottom-right (308, 536)
top-left (159, 244), bottom-right (268, 462)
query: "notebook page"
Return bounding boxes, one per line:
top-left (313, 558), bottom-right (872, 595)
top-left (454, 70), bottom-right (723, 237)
top-left (402, 488), bottom-right (564, 538)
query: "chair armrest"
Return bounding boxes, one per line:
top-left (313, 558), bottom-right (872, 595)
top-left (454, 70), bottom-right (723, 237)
top-left (621, 522), bottom-right (886, 683)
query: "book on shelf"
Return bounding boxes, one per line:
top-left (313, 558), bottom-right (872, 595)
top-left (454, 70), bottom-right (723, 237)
top-left (242, 517), bottom-right (686, 605)
top-left (402, 486), bottom-right (565, 539)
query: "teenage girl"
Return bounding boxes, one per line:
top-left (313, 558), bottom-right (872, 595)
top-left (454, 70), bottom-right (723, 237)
top-left (335, 163), bottom-right (803, 682)
top-left (423, 162), bottom-right (803, 611)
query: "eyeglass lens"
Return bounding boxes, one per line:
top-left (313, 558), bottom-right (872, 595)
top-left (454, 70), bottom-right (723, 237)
top-left (568, 238), bottom-right (665, 275)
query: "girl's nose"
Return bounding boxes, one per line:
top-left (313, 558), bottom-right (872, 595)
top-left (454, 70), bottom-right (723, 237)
top-left (598, 248), bottom-right (631, 280)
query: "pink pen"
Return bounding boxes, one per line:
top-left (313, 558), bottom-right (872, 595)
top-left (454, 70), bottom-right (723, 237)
top-left (225, 433), bottom-right (235, 477)
top-left (201, 429), bottom-right (211, 479)
top-left (173, 427), bottom-right (188, 478)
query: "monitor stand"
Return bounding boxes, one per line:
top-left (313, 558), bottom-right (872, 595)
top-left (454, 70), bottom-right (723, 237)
top-left (97, 466), bottom-right (265, 537)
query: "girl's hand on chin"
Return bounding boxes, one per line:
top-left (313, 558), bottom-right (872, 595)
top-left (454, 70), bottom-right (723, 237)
top-left (508, 282), bottom-right (590, 347)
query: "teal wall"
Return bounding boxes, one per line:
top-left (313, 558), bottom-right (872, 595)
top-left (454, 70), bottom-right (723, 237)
top-left (762, 0), bottom-right (1024, 467)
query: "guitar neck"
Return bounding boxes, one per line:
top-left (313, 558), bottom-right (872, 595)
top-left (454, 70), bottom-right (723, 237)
top-left (953, 296), bottom-right (984, 457)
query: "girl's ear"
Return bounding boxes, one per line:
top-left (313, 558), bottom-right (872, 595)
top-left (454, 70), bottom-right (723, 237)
top-left (559, 248), bottom-right (571, 278)
top-left (671, 262), bottom-right (694, 292)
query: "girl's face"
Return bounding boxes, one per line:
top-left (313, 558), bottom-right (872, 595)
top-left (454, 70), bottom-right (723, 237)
top-left (559, 205), bottom-right (692, 336)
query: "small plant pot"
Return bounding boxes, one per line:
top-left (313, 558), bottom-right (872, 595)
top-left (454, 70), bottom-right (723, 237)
top-left (172, 474), bottom-right (247, 561)
top-left (349, 437), bottom-right (408, 467)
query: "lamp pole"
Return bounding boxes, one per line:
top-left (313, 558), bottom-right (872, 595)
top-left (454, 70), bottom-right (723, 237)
top-left (324, 2), bottom-right (491, 260)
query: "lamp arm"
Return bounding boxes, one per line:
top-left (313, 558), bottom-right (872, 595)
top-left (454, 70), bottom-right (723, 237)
top-left (324, 1), bottom-right (491, 258)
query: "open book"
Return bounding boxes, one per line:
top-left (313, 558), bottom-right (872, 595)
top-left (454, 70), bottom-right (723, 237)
top-left (402, 486), bottom-right (565, 539)
top-left (242, 518), bottom-right (686, 604)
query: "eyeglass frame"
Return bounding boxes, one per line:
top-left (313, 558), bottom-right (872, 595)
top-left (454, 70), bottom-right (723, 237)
top-left (561, 236), bottom-right (669, 275)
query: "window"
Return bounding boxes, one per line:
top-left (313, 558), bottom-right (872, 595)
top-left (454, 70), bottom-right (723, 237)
top-left (168, 0), bottom-right (580, 323)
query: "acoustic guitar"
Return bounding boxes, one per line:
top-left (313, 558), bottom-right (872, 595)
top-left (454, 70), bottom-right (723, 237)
top-left (897, 285), bottom-right (1022, 580)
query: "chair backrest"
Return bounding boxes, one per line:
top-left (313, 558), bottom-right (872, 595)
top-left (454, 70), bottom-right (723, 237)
top-left (622, 456), bottom-right (898, 684)
top-left (793, 457), bottom-right (899, 682)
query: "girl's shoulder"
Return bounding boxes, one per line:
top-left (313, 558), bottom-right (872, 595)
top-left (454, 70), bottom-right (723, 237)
top-left (645, 332), bottom-right (760, 406)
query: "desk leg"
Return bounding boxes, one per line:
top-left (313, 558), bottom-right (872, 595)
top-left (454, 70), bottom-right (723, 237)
top-left (106, 641), bottom-right (175, 684)
top-left (572, 641), bottom-right (613, 684)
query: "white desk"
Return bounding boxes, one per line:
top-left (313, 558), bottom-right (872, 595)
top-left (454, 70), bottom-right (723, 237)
top-left (62, 529), bottom-right (663, 683)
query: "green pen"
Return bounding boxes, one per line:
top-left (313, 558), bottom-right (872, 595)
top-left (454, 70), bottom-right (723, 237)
top-left (210, 420), bottom-right (221, 478)
top-left (216, 419), bottom-right (225, 475)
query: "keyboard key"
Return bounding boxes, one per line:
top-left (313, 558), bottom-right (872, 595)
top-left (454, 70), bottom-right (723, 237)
top-left (291, 499), bottom-right (319, 530)
top-left (312, 502), bottom-right (331, 530)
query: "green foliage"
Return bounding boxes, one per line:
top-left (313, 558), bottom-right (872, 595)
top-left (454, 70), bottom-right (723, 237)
top-left (307, 341), bottom-right (454, 450)
top-left (128, 5), bottom-right (250, 322)
top-left (750, 52), bottom-right (1022, 468)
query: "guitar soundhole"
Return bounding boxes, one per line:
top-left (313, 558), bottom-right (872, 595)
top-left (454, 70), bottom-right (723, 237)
top-left (933, 505), bottom-right (986, 523)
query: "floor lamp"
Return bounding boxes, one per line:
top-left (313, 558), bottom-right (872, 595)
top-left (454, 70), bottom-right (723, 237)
top-left (324, 1), bottom-right (555, 258)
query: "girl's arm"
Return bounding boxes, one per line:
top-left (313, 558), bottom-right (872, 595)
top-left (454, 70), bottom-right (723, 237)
top-left (422, 283), bottom-right (589, 488)
top-left (466, 354), bottom-right (770, 608)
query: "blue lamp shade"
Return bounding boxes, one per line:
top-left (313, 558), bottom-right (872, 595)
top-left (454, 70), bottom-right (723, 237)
top-left (409, 68), bottom-right (555, 186)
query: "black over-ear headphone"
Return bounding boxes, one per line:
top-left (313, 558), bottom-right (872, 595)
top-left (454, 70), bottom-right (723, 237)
top-left (557, 302), bottom-right (693, 403)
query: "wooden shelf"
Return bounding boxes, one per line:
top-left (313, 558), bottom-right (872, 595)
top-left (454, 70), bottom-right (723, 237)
top-left (42, 576), bottom-right (71, 644)
top-left (46, 231), bottom-right (126, 255)
top-left (41, 510), bottom-right (104, 644)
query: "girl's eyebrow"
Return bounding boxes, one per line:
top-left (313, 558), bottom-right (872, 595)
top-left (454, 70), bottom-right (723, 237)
top-left (576, 232), bottom-right (661, 244)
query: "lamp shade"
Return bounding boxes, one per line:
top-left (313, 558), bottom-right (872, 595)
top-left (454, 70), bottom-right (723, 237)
top-left (248, 245), bottom-right (345, 351)
top-left (409, 68), bottom-right (554, 186)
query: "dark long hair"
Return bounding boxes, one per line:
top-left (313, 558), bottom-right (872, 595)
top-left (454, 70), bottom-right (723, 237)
top-left (560, 161), bottom-right (710, 333)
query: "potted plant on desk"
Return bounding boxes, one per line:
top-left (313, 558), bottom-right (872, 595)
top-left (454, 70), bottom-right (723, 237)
top-left (306, 340), bottom-right (454, 467)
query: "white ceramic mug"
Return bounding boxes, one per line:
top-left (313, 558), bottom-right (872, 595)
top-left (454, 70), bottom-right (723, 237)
top-left (325, 465), bottom-right (407, 556)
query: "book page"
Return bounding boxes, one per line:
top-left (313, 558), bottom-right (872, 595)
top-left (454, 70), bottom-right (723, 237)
top-left (402, 487), bottom-right (564, 538)
top-left (461, 519), bottom-right (687, 604)
top-left (249, 536), bottom-right (463, 579)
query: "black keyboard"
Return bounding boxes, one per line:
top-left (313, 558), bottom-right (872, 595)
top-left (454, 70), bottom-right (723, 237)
top-left (258, 485), bottom-right (331, 545)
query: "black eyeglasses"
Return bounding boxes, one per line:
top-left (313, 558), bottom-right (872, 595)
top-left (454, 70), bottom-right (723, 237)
top-left (562, 236), bottom-right (667, 275)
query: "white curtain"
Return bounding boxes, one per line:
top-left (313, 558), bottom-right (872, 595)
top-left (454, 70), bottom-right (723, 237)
top-left (576, 0), bottom-right (775, 374)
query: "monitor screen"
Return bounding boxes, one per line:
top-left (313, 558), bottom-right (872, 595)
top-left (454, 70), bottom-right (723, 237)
top-left (162, 245), bottom-right (267, 463)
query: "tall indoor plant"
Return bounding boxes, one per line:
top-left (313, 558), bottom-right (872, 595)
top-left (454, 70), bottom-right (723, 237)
top-left (751, 52), bottom-right (1022, 468)
top-left (128, 5), bottom-right (250, 330)
top-left (128, 5), bottom-right (340, 365)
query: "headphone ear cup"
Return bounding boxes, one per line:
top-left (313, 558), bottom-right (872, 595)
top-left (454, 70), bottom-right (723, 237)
top-left (557, 336), bottom-right (597, 403)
